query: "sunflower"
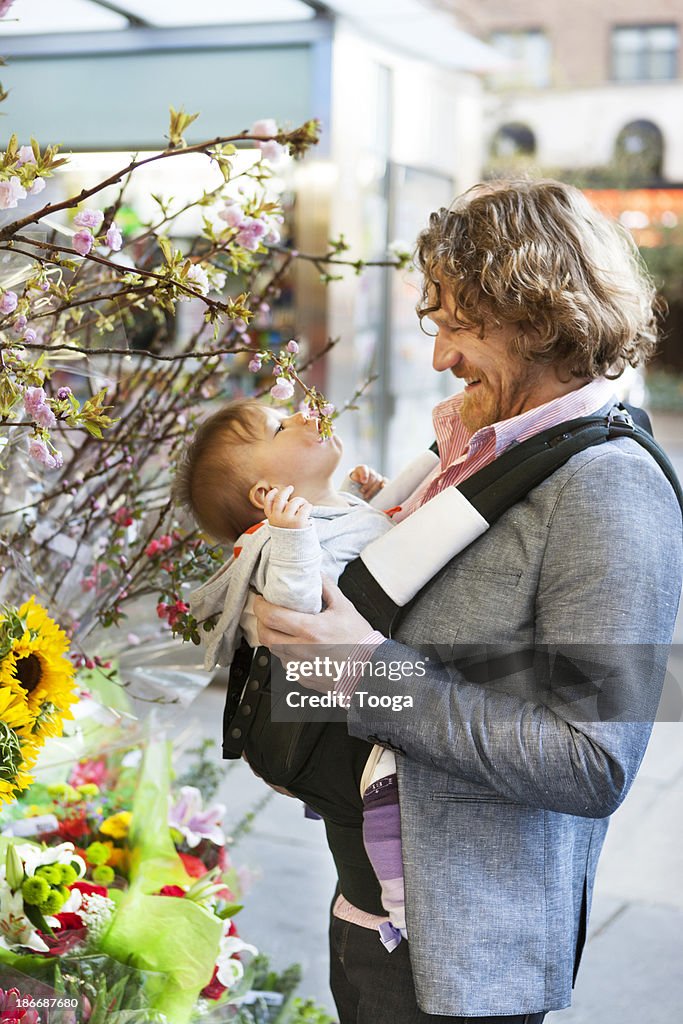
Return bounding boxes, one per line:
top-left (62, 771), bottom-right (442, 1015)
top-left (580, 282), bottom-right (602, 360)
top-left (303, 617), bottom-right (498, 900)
top-left (0, 671), bottom-right (35, 806)
top-left (0, 687), bottom-right (40, 806)
top-left (1, 596), bottom-right (78, 743)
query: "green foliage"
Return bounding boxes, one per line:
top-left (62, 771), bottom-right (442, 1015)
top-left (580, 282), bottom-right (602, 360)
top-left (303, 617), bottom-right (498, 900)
top-left (167, 106), bottom-right (201, 149)
top-left (640, 239), bottom-right (683, 301)
top-left (174, 738), bottom-right (225, 802)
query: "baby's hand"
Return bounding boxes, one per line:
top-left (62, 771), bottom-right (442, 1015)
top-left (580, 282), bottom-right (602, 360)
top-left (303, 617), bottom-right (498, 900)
top-left (264, 485), bottom-right (312, 529)
top-left (349, 464), bottom-right (387, 500)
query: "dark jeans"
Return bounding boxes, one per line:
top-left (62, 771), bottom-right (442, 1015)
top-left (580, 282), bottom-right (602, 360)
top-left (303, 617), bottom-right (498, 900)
top-left (329, 915), bottom-right (547, 1024)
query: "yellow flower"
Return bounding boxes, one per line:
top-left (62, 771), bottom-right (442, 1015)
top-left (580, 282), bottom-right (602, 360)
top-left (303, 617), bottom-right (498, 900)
top-left (1, 597), bottom-right (78, 743)
top-left (100, 811), bottom-right (132, 840)
top-left (0, 724), bottom-right (37, 807)
top-left (0, 674), bottom-right (32, 731)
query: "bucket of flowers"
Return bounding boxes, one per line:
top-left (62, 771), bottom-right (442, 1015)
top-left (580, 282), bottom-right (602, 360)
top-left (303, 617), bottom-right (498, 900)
top-left (0, 741), bottom-right (258, 1024)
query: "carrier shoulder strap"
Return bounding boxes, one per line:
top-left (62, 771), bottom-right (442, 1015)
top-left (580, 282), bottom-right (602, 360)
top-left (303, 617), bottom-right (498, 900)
top-left (338, 404), bottom-right (683, 636)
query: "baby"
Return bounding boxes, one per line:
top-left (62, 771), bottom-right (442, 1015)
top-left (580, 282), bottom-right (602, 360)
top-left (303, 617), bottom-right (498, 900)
top-left (174, 397), bottom-right (409, 945)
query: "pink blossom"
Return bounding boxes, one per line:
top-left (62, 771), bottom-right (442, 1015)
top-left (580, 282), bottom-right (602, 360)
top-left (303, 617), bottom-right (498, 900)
top-left (73, 230), bottom-right (94, 256)
top-left (259, 139), bottom-right (285, 162)
top-left (57, 386), bottom-right (72, 400)
top-left (156, 602), bottom-right (168, 619)
top-left (0, 177), bottom-right (27, 209)
top-left (113, 507), bottom-right (133, 527)
top-left (0, 290), bottom-right (18, 315)
top-left (73, 209), bottom-right (104, 231)
top-left (262, 222), bottom-right (281, 244)
top-left (218, 203), bottom-right (244, 228)
top-left (12, 315), bottom-right (27, 333)
top-left (105, 224), bottom-right (122, 251)
top-left (29, 177), bottom-right (46, 196)
top-left (16, 145), bottom-right (36, 166)
top-left (68, 758), bottom-right (107, 788)
top-left (248, 357), bottom-right (262, 373)
top-left (0, 2), bottom-right (15, 18)
top-left (270, 379), bottom-right (295, 401)
top-left (235, 218), bottom-right (267, 252)
top-left (28, 437), bottom-right (59, 469)
top-left (287, 340), bottom-right (299, 354)
top-left (250, 118), bottom-right (278, 138)
top-left (23, 385), bottom-right (48, 417)
top-left (34, 402), bottom-right (57, 429)
top-left (146, 534), bottom-right (173, 558)
top-left (23, 328), bottom-right (36, 344)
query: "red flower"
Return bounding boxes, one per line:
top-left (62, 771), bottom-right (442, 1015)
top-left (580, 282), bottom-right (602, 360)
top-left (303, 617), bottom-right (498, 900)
top-left (157, 885), bottom-right (185, 898)
top-left (58, 814), bottom-right (90, 841)
top-left (72, 880), bottom-right (107, 898)
top-left (178, 852), bottom-right (207, 878)
top-left (113, 507), bottom-right (134, 527)
top-left (55, 912), bottom-right (84, 930)
top-left (200, 966), bottom-right (227, 1001)
top-left (41, 925), bottom-right (88, 957)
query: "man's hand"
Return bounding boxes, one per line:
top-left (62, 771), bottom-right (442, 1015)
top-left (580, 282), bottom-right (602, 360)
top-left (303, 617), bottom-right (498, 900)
top-left (253, 577), bottom-right (374, 692)
top-left (264, 485), bottom-right (312, 529)
top-left (349, 464), bottom-right (387, 501)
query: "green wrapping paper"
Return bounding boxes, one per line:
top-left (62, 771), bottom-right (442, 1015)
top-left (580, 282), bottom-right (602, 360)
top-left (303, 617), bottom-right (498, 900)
top-left (98, 740), bottom-right (223, 1024)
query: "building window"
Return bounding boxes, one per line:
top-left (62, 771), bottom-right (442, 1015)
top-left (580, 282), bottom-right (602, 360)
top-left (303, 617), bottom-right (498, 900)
top-left (614, 120), bottom-right (664, 180)
top-left (612, 25), bottom-right (679, 81)
top-left (489, 29), bottom-right (551, 88)
top-left (490, 123), bottom-right (537, 159)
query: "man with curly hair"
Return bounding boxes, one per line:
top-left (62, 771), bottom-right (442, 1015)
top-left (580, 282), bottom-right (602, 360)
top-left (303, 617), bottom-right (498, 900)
top-left (254, 180), bottom-right (683, 1024)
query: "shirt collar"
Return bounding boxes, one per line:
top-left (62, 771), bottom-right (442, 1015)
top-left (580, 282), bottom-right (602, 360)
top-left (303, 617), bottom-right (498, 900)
top-left (432, 377), bottom-right (618, 456)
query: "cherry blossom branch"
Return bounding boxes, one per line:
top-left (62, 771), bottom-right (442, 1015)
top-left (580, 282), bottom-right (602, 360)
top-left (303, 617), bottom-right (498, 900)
top-left (0, 128), bottom-right (313, 242)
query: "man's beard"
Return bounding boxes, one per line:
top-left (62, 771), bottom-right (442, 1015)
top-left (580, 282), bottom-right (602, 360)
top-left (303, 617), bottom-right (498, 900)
top-left (459, 383), bottom-right (498, 433)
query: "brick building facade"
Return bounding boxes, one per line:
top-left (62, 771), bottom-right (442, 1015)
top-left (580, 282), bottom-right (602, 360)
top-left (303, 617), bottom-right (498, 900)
top-left (436, 0), bottom-right (683, 184)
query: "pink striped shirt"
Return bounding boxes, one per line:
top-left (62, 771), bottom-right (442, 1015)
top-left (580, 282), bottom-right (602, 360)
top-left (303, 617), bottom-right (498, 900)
top-left (393, 376), bottom-right (616, 522)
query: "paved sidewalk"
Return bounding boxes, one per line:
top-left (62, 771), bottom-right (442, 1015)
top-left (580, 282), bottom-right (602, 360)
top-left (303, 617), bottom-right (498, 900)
top-left (190, 412), bottom-right (683, 1020)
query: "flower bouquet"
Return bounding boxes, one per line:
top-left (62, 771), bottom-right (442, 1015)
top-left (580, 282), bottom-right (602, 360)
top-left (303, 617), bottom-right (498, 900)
top-left (0, 739), bottom-right (258, 1024)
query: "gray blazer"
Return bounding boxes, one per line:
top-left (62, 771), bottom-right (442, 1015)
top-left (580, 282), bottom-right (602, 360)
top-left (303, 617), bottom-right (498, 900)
top-left (347, 435), bottom-right (683, 1015)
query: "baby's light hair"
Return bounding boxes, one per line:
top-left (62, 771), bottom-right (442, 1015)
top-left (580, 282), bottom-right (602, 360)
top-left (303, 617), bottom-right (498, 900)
top-left (173, 399), bottom-right (266, 542)
top-left (415, 179), bottom-right (660, 379)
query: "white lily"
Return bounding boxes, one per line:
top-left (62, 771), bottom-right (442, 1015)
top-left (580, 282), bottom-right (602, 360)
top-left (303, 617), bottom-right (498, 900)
top-left (215, 929), bottom-right (258, 988)
top-left (0, 886), bottom-right (49, 953)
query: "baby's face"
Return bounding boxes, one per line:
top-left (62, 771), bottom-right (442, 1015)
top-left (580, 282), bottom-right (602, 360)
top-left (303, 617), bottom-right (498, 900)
top-left (246, 406), bottom-right (343, 493)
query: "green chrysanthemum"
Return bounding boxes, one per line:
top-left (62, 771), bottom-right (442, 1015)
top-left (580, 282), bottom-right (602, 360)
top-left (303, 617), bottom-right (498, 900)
top-left (22, 874), bottom-right (50, 905)
top-left (57, 863), bottom-right (78, 885)
top-left (36, 864), bottom-right (62, 885)
top-left (92, 864), bottom-right (115, 885)
top-left (86, 841), bottom-right (110, 866)
top-left (39, 888), bottom-right (66, 915)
